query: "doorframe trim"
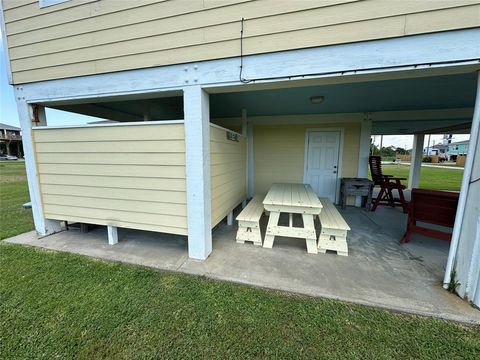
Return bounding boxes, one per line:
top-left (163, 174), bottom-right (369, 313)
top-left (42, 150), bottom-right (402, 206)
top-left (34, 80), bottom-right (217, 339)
top-left (303, 128), bottom-right (345, 204)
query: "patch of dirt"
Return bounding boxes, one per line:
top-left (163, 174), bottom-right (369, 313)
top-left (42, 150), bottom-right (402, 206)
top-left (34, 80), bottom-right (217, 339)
top-left (0, 175), bottom-right (27, 182)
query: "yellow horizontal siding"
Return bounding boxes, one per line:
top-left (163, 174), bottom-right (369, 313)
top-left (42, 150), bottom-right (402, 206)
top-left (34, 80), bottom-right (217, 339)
top-left (33, 123), bottom-right (185, 141)
top-left (43, 204), bottom-right (187, 229)
top-left (210, 126), bottom-right (246, 227)
top-left (253, 122), bottom-right (360, 197)
top-left (35, 140), bottom-right (185, 153)
top-left (9, 0), bottom-right (473, 62)
top-left (37, 163), bottom-right (185, 178)
top-left (43, 194), bottom-right (187, 216)
top-left (3, 0), bottom-right (479, 83)
top-left (41, 184), bottom-right (186, 203)
top-left (36, 152), bottom-right (185, 166)
top-left (2, 0), bottom-right (35, 11)
top-left (33, 123), bottom-right (188, 235)
top-left (40, 174), bottom-right (186, 191)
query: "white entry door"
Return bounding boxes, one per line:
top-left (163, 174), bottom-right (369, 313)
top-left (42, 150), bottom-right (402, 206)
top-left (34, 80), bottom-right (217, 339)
top-left (304, 130), bottom-right (341, 202)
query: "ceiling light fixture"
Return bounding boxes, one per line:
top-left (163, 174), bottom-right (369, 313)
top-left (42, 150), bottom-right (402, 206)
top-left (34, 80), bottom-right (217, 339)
top-left (310, 96), bottom-right (325, 104)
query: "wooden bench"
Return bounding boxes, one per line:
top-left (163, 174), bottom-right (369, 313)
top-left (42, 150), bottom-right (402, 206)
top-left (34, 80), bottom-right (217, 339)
top-left (236, 195), bottom-right (264, 246)
top-left (400, 188), bottom-right (459, 243)
top-left (318, 198), bottom-right (350, 256)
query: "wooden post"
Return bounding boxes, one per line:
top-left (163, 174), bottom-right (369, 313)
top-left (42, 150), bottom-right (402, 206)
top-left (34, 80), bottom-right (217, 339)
top-left (107, 225), bottom-right (118, 245)
top-left (14, 95), bottom-right (61, 236)
top-left (408, 134), bottom-right (425, 189)
top-left (356, 117), bottom-right (372, 206)
top-left (227, 211), bottom-right (233, 226)
top-left (184, 86), bottom-right (212, 260)
top-left (246, 114), bottom-right (254, 199)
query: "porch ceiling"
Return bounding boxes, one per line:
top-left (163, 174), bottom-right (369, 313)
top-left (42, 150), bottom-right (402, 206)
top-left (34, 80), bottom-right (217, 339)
top-left (48, 72), bottom-right (477, 135)
top-left (210, 73), bottom-right (476, 117)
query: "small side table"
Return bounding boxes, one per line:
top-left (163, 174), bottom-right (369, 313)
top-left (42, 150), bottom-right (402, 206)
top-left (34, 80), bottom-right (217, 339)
top-left (340, 178), bottom-right (373, 210)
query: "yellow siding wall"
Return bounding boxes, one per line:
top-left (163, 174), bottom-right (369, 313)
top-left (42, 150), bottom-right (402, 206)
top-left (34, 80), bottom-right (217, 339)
top-left (253, 122), bottom-right (360, 197)
top-left (33, 123), bottom-right (188, 235)
top-left (3, 0), bottom-right (480, 83)
top-left (210, 125), bottom-right (247, 227)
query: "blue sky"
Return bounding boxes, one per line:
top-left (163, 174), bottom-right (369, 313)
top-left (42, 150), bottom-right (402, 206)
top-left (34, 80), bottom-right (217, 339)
top-left (0, 28), bottom-right (468, 148)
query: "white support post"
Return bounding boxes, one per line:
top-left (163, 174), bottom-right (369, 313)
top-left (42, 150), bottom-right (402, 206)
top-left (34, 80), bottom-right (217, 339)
top-left (246, 114), bottom-right (254, 199)
top-left (241, 108), bottom-right (247, 137)
top-left (184, 86), bottom-right (212, 260)
top-left (242, 109), bottom-right (250, 203)
top-left (356, 117), bottom-right (372, 206)
top-left (227, 211), bottom-right (233, 226)
top-left (15, 93), bottom-right (61, 236)
top-left (408, 134), bottom-right (425, 189)
top-left (107, 225), bottom-right (118, 245)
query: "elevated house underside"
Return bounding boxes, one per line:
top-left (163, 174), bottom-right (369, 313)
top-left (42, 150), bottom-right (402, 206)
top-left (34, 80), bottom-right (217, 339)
top-left (2, 0), bottom-right (480, 312)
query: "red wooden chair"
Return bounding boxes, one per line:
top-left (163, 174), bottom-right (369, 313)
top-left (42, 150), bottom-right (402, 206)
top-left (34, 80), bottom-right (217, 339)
top-left (369, 156), bottom-right (408, 213)
top-left (401, 188), bottom-right (459, 243)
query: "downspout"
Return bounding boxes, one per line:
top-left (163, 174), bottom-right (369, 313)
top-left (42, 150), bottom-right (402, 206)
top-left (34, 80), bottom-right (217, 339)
top-left (443, 71), bottom-right (480, 289)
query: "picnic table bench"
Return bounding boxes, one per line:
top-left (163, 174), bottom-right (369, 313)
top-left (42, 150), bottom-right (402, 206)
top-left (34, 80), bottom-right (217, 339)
top-left (318, 197), bottom-right (350, 256)
top-left (236, 195), bottom-right (264, 246)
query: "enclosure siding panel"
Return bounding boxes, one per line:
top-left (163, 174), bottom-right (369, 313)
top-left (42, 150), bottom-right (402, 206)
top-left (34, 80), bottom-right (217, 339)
top-left (253, 121), bottom-right (361, 197)
top-left (3, 0), bottom-right (479, 83)
top-left (210, 125), bottom-right (246, 228)
top-left (32, 123), bottom-right (188, 235)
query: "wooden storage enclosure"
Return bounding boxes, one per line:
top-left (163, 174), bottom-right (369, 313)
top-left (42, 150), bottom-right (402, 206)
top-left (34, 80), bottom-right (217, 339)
top-left (32, 121), bottom-right (188, 235)
top-left (210, 124), bottom-right (247, 228)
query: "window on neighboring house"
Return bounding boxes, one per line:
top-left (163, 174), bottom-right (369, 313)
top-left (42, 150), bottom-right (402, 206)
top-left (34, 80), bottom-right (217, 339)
top-left (39, 0), bottom-right (70, 8)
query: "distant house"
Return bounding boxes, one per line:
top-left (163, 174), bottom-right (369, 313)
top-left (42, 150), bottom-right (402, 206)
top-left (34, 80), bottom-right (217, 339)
top-left (447, 140), bottom-right (469, 160)
top-left (0, 123), bottom-right (23, 157)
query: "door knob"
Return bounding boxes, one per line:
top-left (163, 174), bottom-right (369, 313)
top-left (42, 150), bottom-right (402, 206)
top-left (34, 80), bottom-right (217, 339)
top-left (333, 171), bottom-right (337, 174)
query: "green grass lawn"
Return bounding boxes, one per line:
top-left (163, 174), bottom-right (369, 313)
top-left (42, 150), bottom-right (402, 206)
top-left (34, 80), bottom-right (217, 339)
top-left (0, 162), bottom-right (34, 240)
top-left (376, 164), bottom-right (463, 191)
top-left (1, 162), bottom-right (479, 358)
top-left (1, 244), bottom-right (479, 359)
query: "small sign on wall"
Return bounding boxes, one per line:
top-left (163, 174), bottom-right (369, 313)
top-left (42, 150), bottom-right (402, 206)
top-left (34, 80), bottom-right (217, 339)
top-left (226, 131), bottom-right (239, 142)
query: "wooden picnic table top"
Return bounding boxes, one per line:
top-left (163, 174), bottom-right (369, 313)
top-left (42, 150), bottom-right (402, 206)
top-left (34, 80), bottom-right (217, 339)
top-left (263, 183), bottom-right (323, 214)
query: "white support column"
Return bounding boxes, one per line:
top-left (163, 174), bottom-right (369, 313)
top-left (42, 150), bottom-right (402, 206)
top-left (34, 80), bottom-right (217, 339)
top-left (241, 109), bottom-right (251, 202)
top-left (246, 114), bottom-right (254, 199)
top-left (356, 117), bottom-right (372, 206)
top-left (107, 225), bottom-right (118, 245)
top-left (408, 134), bottom-right (425, 189)
top-left (184, 86), bottom-right (212, 260)
top-left (15, 93), bottom-right (61, 236)
top-left (241, 109), bottom-right (247, 137)
top-left (227, 211), bottom-right (233, 226)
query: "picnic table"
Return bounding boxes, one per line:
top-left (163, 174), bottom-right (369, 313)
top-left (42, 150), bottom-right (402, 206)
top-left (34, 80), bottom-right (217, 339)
top-left (263, 183), bottom-right (323, 254)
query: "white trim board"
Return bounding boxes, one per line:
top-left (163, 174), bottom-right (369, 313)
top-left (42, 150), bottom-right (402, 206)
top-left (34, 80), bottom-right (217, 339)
top-left (14, 29), bottom-right (480, 104)
top-left (32, 119), bottom-right (184, 130)
top-left (209, 123), bottom-right (244, 137)
top-left (39, 0), bottom-right (71, 8)
top-left (303, 128), bottom-right (345, 204)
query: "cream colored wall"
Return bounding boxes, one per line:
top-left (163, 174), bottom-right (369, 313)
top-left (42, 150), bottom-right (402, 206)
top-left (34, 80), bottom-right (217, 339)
top-left (210, 125), bottom-right (246, 227)
top-left (33, 123), bottom-right (188, 235)
top-left (253, 122), bottom-right (361, 198)
top-left (3, 0), bottom-right (479, 83)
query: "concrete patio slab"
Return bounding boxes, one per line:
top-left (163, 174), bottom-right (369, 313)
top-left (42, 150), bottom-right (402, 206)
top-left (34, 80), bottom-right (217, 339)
top-left (5, 206), bottom-right (479, 324)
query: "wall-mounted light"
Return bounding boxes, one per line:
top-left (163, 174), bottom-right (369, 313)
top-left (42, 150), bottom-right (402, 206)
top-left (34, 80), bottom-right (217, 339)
top-left (310, 96), bottom-right (325, 104)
